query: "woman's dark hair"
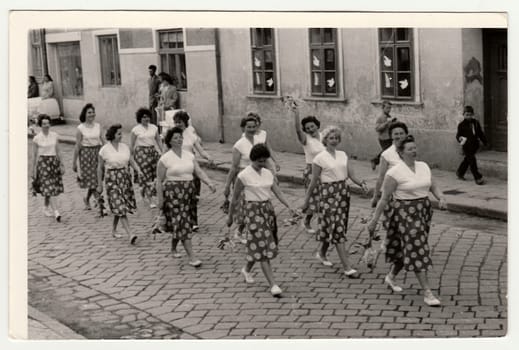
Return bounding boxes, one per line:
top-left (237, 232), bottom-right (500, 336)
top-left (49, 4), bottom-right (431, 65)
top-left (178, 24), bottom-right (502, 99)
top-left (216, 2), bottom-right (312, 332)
top-left (173, 110), bottom-right (190, 127)
top-left (464, 105), bottom-right (474, 115)
top-left (301, 116), bottom-right (321, 132)
top-left (106, 124), bottom-right (122, 141)
top-left (389, 121), bottom-right (408, 137)
top-left (164, 126), bottom-right (184, 148)
top-left (29, 76), bottom-right (37, 84)
top-left (158, 72), bottom-right (173, 85)
top-left (44, 74), bottom-right (53, 82)
top-left (240, 116), bottom-right (258, 128)
top-left (247, 112), bottom-right (261, 126)
top-left (136, 107), bottom-right (152, 123)
top-left (79, 103), bottom-right (95, 123)
top-left (37, 114), bottom-right (51, 127)
top-left (396, 135), bottom-right (416, 154)
top-left (249, 143), bottom-right (271, 161)
top-left (148, 64), bottom-right (157, 72)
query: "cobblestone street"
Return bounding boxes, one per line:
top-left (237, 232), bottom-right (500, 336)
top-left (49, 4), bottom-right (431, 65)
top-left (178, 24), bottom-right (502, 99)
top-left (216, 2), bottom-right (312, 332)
top-left (28, 143), bottom-right (507, 339)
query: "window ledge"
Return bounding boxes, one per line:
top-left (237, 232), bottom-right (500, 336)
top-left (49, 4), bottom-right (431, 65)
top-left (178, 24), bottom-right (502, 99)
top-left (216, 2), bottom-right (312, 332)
top-left (246, 94), bottom-right (281, 99)
top-left (303, 96), bottom-right (348, 103)
top-left (371, 99), bottom-right (424, 107)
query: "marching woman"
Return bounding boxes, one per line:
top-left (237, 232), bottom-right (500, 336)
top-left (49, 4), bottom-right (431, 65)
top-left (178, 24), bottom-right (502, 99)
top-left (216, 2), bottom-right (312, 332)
top-left (367, 135), bottom-right (446, 306)
top-left (244, 112), bottom-right (281, 174)
top-left (72, 103), bottom-right (105, 210)
top-left (223, 114), bottom-right (264, 243)
top-left (31, 114), bottom-right (64, 222)
top-left (173, 110), bottom-right (214, 231)
top-left (227, 144), bottom-right (296, 297)
top-left (97, 124), bottom-right (142, 244)
top-left (130, 107), bottom-right (162, 208)
top-left (302, 126), bottom-right (368, 278)
top-left (287, 99), bottom-right (324, 234)
top-left (157, 127), bottom-right (216, 266)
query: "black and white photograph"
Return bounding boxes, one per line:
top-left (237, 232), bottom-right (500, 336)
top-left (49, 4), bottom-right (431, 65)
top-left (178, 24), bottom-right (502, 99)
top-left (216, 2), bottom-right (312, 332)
top-left (7, 8), bottom-right (513, 346)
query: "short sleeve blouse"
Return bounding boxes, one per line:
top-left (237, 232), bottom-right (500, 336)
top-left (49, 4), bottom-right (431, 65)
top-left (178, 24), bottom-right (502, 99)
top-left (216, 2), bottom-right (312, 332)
top-left (182, 128), bottom-right (199, 155)
top-left (78, 123), bottom-right (102, 147)
top-left (99, 143), bottom-right (131, 169)
top-left (313, 150), bottom-right (348, 183)
top-left (34, 131), bottom-right (59, 156)
top-left (132, 124), bottom-right (158, 147)
top-left (386, 161), bottom-right (432, 200)
top-left (238, 165), bottom-right (274, 201)
top-left (159, 150), bottom-right (195, 181)
top-left (234, 136), bottom-right (262, 169)
top-left (381, 144), bottom-right (402, 170)
top-left (302, 133), bottom-right (325, 164)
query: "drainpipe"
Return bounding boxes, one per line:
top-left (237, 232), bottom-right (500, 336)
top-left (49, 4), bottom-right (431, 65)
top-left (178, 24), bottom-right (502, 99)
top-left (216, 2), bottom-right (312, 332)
top-left (214, 28), bottom-right (225, 143)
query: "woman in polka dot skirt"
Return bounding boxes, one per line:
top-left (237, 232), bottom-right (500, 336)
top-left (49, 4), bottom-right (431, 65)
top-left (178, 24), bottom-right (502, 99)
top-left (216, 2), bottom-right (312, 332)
top-left (367, 135), bottom-right (447, 306)
top-left (227, 144), bottom-right (296, 297)
top-left (302, 126), bottom-right (369, 278)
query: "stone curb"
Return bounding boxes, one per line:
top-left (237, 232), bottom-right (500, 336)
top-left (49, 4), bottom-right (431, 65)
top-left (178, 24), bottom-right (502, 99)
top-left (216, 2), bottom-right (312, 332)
top-left (29, 134), bottom-right (507, 221)
top-left (28, 306), bottom-right (86, 340)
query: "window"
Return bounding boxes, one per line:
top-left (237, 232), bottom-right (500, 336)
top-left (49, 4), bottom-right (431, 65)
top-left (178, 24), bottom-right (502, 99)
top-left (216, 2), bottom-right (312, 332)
top-left (56, 42), bottom-right (83, 98)
top-left (309, 28), bottom-right (338, 96)
top-left (158, 29), bottom-right (187, 90)
top-left (29, 30), bottom-right (47, 81)
top-left (250, 28), bottom-right (276, 94)
top-left (99, 35), bottom-right (121, 86)
top-left (379, 28), bottom-right (413, 100)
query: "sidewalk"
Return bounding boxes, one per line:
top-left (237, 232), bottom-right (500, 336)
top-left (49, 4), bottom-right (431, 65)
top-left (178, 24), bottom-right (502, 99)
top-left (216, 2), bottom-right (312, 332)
top-left (35, 123), bottom-right (507, 221)
top-left (28, 306), bottom-right (85, 340)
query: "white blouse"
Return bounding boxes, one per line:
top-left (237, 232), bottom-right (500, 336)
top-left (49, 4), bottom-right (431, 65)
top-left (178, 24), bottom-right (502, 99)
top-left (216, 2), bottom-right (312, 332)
top-left (78, 123), bottom-right (102, 147)
top-left (386, 161), bottom-right (432, 200)
top-left (233, 136), bottom-right (262, 169)
top-left (182, 128), bottom-right (199, 155)
top-left (238, 165), bottom-right (274, 202)
top-left (99, 142), bottom-right (131, 169)
top-left (381, 144), bottom-right (402, 170)
top-left (303, 133), bottom-right (325, 164)
top-left (132, 124), bottom-right (158, 147)
top-left (313, 150), bottom-right (348, 183)
top-left (34, 131), bottom-right (58, 156)
top-left (159, 150), bottom-right (195, 181)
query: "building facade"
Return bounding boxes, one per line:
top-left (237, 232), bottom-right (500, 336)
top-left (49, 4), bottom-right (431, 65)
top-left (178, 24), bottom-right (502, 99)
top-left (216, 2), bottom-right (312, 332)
top-left (28, 27), bottom-right (507, 171)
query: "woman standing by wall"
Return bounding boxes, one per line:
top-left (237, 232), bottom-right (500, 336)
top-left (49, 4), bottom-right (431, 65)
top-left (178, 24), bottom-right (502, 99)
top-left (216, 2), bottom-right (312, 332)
top-left (73, 103), bottom-right (105, 210)
top-left (367, 135), bottom-right (446, 306)
top-left (302, 126), bottom-right (368, 277)
top-left (130, 107), bottom-right (162, 208)
top-left (156, 127), bottom-right (216, 266)
top-left (97, 124), bottom-right (142, 244)
top-left (227, 144), bottom-right (296, 297)
top-left (31, 114), bottom-right (64, 222)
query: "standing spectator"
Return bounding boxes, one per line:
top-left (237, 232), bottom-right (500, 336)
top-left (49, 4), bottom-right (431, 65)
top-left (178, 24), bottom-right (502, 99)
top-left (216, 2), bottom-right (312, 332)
top-left (148, 65), bottom-right (161, 125)
top-left (31, 114), bottom-right (64, 221)
top-left (227, 143), bottom-right (296, 297)
top-left (158, 72), bottom-right (179, 112)
top-left (28, 76), bottom-right (39, 98)
top-left (40, 74), bottom-right (54, 99)
top-left (72, 103), bottom-right (105, 210)
top-left (156, 127), bottom-right (216, 266)
top-left (302, 126), bottom-right (368, 277)
top-left (371, 101), bottom-right (396, 170)
top-left (130, 107), bottom-right (162, 208)
top-left (456, 105), bottom-right (488, 185)
top-left (368, 135), bottom-right (446, 306)
top-left (97, 124), bottom-right (143, 244)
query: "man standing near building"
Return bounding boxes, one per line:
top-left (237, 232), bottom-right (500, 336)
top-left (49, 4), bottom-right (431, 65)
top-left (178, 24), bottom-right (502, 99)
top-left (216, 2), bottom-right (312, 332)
top-left (370, 101), bottom-right (396, 170)
top-left (148, 65), bottom-right (161, 125)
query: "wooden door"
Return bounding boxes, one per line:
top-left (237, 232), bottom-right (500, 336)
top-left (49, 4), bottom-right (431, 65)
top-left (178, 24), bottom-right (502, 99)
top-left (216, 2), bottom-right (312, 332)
top-left (483, 29), bottom-right (508, 151)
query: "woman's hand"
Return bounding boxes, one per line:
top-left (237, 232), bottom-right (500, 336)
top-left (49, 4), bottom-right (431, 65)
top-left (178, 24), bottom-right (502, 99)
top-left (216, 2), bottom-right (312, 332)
top-left (438, 197), bottom-right (447, 210)
top-left (60, 163), bottom-right (66, 175)
top-left (360, 181), bottom-right (369, 195)
top-left (208, 183), bottom-right (216, 193)
top-left (367, 219), bottom-right (377, 234)
top-left (275, 163), bottom-right (281, 172)
top-left (226, 216), bottom-right (233, 227)
top-left (370, 195), bottom-right (379, 208)
top-left (97, 183), bottom-right (103, 194)
top-left (72, 163), bottom-right (77, 173)
top-left (223, 186), bottom-right (230, 199)
top-left (157, 195), bottom-right (164, 210)
top-left (300, 201), bottom-right (308, 213)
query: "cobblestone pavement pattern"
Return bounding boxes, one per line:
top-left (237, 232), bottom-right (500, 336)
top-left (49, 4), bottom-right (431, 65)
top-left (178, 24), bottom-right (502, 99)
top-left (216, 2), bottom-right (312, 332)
top-left (28, 143), bottom-right (507, 339)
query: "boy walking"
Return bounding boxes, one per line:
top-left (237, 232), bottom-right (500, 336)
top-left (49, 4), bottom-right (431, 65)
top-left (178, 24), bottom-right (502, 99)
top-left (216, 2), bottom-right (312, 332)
top-left (456, 106), bottom-right (488, 185)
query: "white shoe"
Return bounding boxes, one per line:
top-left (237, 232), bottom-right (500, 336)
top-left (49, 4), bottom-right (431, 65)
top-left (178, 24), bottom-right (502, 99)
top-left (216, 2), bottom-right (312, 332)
top-left (171, 251), bottom-right (182, 258)
top-left (303, 222), bottom-right (316, 234)
top-left (270, 285), bottom-right (282, 296)
top-left (188, 260), bottom-right (202, 267)
top-left (54, 210), bottom-right (61, 222)
top-left (315, 252), bottom-right (333, 267)
top-left (241, 267), bottom-right (255, 283)
top-left (234, 229), bottom-right (247, 244)
top-left (424, 292), bottom-right (441, 306)
top-left (43, 207), bottom-right (53, 217)
top-left (384, 274), bottom-right (403, 292)
top-left (344, 269), bottom-right (360, 279)
top-left (149, 203), bottom-right (157, 209)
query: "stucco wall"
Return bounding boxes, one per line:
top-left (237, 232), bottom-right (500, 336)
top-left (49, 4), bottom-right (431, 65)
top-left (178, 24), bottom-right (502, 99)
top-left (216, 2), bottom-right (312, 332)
top-left (218, 28), bottom-right (467, 170)
top-left (462, 29), bottom-right (485, 125)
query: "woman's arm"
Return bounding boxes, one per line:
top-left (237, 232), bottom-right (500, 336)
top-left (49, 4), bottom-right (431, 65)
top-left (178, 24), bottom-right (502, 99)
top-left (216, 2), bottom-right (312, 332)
top-left (291, 106), bottom-right (307, 145)
top-left (347, 161), bottom-right (368, 192)
top-left (430, 177), bottom-right (447, 209)
top-left (194, 161), bottom-right (216, 192)
top-left (129, 131), bottom-right (137, 155)
top-left (72, 130), bottom-right (82, 173)
top-left (156, 160), bottom-right (166, 209)
top-left (55, 140), bottom-right (65, 175)
top-left (227, 178), bottom-right (244, 226)
top-left (302, 164), bottom-right (322, 209)
top-left (271, 181), bottom-right (294, 212)
top-left (99, 127), bottom-right (106, 145)
top-left (154, 130), bottom-right (163, 153)
top-left (223, 148), bottom-right (241, 198)
top-left (372, 157), bottom-right (389, 204)
top-left (129, 152), bottom-right (143, 178)
top-left (193, 140), bottom-right (212, 162)
top-left (32, 141), bottom-right (39, 178)
top-left (264, 137), bottom-right (280, 171)
top-left (367, 176), bottom-right (398, 232)
top-left (96, 155), bottom-right (105, 193)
